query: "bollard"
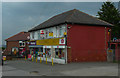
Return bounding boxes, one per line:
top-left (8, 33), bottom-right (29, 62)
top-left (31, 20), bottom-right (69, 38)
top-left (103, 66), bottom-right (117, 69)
top-left (36, 57), bottom-right (37, 63)
top-left (46, 57), bottom-right (47, 64)
top-left (25, 56), bottom-right (26, 60)
top-left (32, 56), bottom-right (33, 62)
top-left (40, 57), bottom-right (42, 63)
top-left (52, 58), bottom-right (53, 66)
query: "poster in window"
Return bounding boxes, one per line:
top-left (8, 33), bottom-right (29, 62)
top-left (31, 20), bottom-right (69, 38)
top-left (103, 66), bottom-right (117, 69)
top-left (59, 38), bottom-right (65, 45)
top-left (12, 47), bottom-right (18, 55)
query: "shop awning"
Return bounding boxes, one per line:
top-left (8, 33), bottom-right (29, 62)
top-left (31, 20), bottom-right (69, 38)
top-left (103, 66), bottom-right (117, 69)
top-left (29, 45), bottom-right (43, 47)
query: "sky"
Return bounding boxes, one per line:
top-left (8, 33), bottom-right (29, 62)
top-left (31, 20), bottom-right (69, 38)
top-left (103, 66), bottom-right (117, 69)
top-left (1, 0), bottom-right (120, 2)
top-left (2, 2), bottom-right (119, 45)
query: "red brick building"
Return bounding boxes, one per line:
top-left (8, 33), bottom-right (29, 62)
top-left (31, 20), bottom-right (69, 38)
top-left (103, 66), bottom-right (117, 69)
top-left (4, 32), bottom-right (30, 57)
top-left (28, 9), bottom-right (113, 64)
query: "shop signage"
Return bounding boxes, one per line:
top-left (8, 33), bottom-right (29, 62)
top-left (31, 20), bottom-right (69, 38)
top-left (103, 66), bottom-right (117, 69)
top-left (28, 54), bottom-right (32, 59)
top-left (12, 47), bottom-right (18, 55)
top-left (59, 38), bottom-right (65, 45)
top-left (113, 38), bottom-right (120, 42)
top-left (36, 37), bottom-right (65, 45)
top-left (49, 32), bottom-right (53, 37)
top-left (108, 50), bottom-right (112, 52)
top-left (3, 56), bottom-right (6, 61)
top-left (28, 41), bottom-right (36, 45)
top-left (64, 32), bottom-right (67, 35)
top-left (40, 30), bottom-right (44, 34)
top-left (43, 53), bottom-right (45, 55)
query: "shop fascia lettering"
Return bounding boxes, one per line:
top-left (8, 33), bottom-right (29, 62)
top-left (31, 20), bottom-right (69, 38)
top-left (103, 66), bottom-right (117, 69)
top-left (28, 41), bottom-right (36, 45)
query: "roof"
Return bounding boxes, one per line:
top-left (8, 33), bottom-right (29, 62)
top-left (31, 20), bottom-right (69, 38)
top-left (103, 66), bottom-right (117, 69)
top-left (28, 9), bottom-right (113, 32)
top-left (5, 32), bottom-right (30, 41)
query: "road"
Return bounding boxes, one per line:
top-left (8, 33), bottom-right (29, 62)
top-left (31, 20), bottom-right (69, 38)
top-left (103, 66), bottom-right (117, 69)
top-left (2, 59), bottom-right (119, 76)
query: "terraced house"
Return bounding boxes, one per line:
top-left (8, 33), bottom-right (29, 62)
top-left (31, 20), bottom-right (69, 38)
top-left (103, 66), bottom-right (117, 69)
top-left (28, 9), bottom-right (113, 64)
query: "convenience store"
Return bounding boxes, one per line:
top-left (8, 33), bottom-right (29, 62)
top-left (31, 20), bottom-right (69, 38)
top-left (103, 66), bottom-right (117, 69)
top-left (28, 9), bottom-right (113, 64)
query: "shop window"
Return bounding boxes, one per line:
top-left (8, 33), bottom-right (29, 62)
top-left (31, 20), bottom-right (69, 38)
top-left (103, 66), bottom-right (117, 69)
top-left (38, 47), bottom-right (43, 57)
top-left (45, 48), bottom-right (51, 58)
top-left (30, 47), bottom-right (44, 57)
top-left (30, 48), bottom-right (34, 55)
top-left (55, 48), bottom-right (65, 59)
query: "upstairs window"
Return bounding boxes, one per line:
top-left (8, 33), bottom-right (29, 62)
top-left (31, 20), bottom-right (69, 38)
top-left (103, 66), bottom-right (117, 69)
top-left (32, 32), bottom-right (35, 40)
top-left (49, 28), bottom-right (53, 38)
top-left (58, 25), bottom-right (66, 37)
top-left (19, 41), bottom-right (25, 47)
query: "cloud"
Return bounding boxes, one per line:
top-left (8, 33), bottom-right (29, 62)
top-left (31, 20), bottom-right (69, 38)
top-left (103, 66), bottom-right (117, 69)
top-left (2, 2), bottom-right (119, 45)
top-left (28, 16), bottom-right (33, 21)
top-left (2, 0), bottom-right (120, 2)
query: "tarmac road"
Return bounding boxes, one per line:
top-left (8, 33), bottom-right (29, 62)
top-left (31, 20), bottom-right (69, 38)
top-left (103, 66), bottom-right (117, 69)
top-left (2, 59), bottom-right (119, 76)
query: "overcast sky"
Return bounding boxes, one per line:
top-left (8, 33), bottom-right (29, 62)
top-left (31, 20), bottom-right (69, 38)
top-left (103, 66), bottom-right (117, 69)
top-left (2, 2), bottom-right (119, 45)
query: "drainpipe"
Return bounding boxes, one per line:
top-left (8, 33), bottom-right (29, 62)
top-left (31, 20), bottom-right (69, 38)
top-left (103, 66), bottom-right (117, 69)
top-left (65, 24), bottom-right (67, 64)
top-left (105, 27), bottom-right (107, 50)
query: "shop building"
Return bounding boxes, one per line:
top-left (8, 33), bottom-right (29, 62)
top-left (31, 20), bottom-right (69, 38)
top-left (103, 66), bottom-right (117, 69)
top-left (28, 9), bottom-right (113, 64)
top-left (4, 32), bottom-right (30, 57)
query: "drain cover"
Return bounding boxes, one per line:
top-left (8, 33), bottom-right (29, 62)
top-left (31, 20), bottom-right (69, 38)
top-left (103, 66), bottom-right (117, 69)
top-left (29, 71), bottom-right (39, 74)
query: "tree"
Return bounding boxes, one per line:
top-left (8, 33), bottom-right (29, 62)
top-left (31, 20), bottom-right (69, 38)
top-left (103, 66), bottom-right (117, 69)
top-left (97, 1), bottom-right (120, 39)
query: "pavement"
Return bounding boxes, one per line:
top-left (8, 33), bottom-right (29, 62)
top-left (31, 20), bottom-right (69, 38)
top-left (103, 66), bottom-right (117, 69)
top-left (2, 59), bottom-right (119, 76)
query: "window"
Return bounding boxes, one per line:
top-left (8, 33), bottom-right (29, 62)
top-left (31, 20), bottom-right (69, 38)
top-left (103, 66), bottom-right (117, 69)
top-left (45, 48), bottom-right (51, 58)
top-left (38, 47), bottom-right (43, 57)
top-left (32, 32), bottom-right (35, 39)
top-left (56, 25), bottom-right (66, 38)
top-left (55, 48), bottom-right (65, 59)
top-left (56, 27), bottom-right (59, 38)
top-left (30, 33), bottom-right (33, 40)
top-left (49, 28), bottom-right (53, 38)
top-left (59, 27), bottom-right (62, 37)
top-left (34, 31), bottom-right (38, 40)
top-left (60, 26), bottom-right (66, 37)
top-left (19, 41), bottom-right (25, 47)
top-left (19, 43), bottom-right (22, 46)
top-left (44, 29), bottom-right (49, 39)
top-left (40, 30), bottom-right (45, 39)
top-left (38, 30), bottom-right (40, 40)
top-left (53, 27), bottom-right (57, 38)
